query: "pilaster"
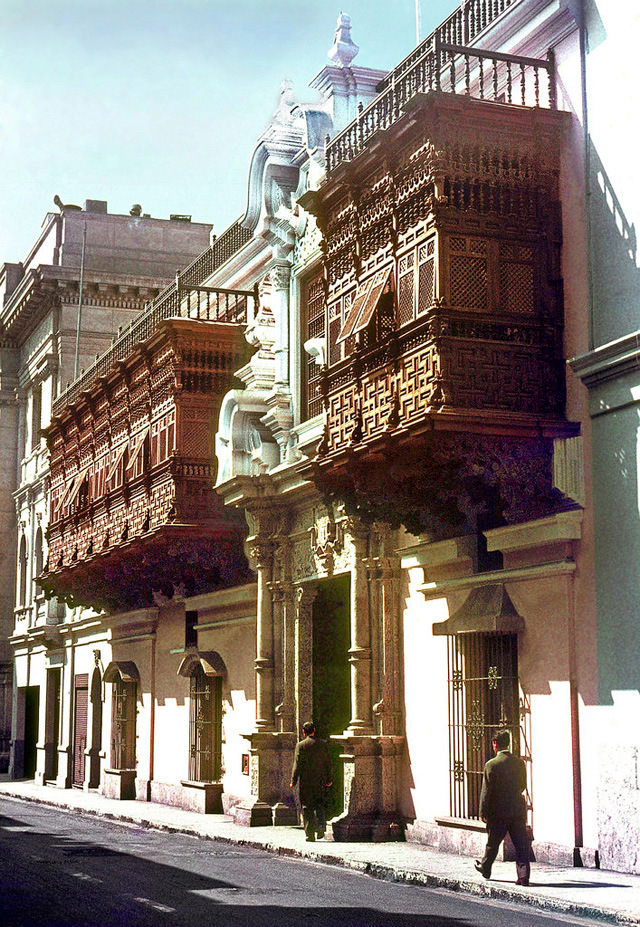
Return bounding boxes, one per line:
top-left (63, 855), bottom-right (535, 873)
top-left (346, 521), bottom-right (373, 734)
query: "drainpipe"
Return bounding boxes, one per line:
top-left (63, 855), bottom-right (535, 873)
top-left (147, 632), bottom-right (156, 802)
top-left (577, 3), bottom-right (594, 351)
top-left (567, 569), bottom-right (584, 864)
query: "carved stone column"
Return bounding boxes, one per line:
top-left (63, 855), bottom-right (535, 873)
top-left (269, 260), bottom-right (291, 391)
top-left (253, 539), bottom-right (275, 732)
top-left (275, 580), bottom-right (296, 735)
top-left (347, 522), bottom-right (373, 734)
top-left (295, 583), bottom-right (317, 732)
top-left (378, 556), bottom-right (403, 736)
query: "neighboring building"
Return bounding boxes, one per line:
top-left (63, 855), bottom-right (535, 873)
top-left (22, 1), bottom-right (640, 877)
top-left (3, 199), bottom-right (212, 779)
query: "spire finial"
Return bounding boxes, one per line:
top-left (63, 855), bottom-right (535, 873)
top-left (328, 12), bottom-right (359, 68)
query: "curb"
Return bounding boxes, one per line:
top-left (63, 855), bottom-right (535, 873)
top-left (1, 789), bottom-right (638, 926)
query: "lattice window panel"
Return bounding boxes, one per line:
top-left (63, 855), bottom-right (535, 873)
top-left (305, 271), bottom-right (326, 420)
top-left (397, 253), bottom-right (415, 326)
top-left (329, 290), bottom-right (353, 367)
top-left (183, 421), bottom-right (211, 459)
top-left (418, 239), bottom-right (436, 315)
top-left (500, 262), bottom-right (535, 315)
top-left (450, 256), bottom-right (488, 310)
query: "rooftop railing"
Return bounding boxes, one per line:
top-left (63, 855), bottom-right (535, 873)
top-left (376, 0), bottom-right (516, 90)
top-left (53, 219), bottom-right (253, 415)
top-left (326, 35), bottom-right (556, 174)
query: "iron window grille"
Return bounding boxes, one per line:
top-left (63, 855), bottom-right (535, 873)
top-left (111, 677), bottom-right (136, 770)
top-left (189, 665), bottom-right (222, 782)
top-left (447, 631), bottom-right (523, 820)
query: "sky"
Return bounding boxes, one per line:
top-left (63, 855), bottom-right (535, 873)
top-left (0, 0), bottom-right (455, 265)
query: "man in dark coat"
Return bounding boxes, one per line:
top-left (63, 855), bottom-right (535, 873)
top-left (290, 721), bottom-right (333, 841)
top-left (475, 728), bottom-right (531, 885)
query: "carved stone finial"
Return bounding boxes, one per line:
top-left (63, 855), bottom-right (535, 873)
top-left (328, 12), bottom-right (359, 68)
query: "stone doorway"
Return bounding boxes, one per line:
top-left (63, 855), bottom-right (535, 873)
top-left (23, 686), bottom-right (40, 779)
top-left (44, 669), bottom-right (61, 782)
top-left (312, 574), bottom-right (350, 821)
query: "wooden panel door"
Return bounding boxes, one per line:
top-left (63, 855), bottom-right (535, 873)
top-left (73, 674), bottom-right (88, 787)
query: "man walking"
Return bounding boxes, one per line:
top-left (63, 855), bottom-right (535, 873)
top-left (290, 721), bottom-right (333, 842)
top-left (475, 728), bottom-right (531, 885)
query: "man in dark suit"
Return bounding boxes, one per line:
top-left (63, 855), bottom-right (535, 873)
top-left (475, 728), bottom-right (531, 885)
top-left (290, 721), bottom-right (333, 841)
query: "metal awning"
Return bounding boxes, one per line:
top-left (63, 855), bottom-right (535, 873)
top-left (103, 660), bottom-right (140, 683)
top-left (432, 584), bottom-right (524, 636)
top-left (177, 650), bottom-right (226, 678)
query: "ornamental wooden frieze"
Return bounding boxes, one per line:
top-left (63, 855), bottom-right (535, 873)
top-left (302, 91), bottom-right (574, 536)
top-left (41, 317), bottom-right (250, 611)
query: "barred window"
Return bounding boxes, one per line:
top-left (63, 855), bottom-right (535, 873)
top-left (447, 632), bottom-right (521, 819)
top-left (189, 665), bottom-right (222, 782)
top-left (111, 676), bottom-right (136, 770)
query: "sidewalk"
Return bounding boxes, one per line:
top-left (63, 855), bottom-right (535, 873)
top-left (1, 780), bottom-right (638, 925)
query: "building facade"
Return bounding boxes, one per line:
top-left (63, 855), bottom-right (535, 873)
top-left (18, 2), bottom-right (640, 875)
top-left (4, 200), bottom-right (212, 779)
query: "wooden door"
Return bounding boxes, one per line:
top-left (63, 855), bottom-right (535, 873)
top-left (73, 674), bottom-right (88, 787)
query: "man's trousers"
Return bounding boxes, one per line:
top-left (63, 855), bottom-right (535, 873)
top-left (479, 815), bottom-right (531, 882)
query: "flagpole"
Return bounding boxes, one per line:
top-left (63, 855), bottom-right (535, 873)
top-left (415, 0), bottom-right (422, 44)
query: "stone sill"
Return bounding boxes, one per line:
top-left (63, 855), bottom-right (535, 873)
top-left (434, 815), bottom-right (486, 833)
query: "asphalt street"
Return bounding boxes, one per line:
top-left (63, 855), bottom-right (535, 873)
top-left (0, 799), bottom-right (610, 927)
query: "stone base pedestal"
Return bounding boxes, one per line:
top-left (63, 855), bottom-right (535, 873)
top-left (331, 734), bottom-right (405, 842)
top-left (232, 730), bottom-right (298, 826)
top-left (232, 797), bottom-right (275, 827)
top-left (103, 768), bottom-right (136, 800)
top-left (272, 800), bottom-right (298, 826)
top-left (180, 781), bottom-right (223, 814)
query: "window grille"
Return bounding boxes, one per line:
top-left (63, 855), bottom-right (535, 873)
top-left (499, 242), bottom-right (535, 314)
top-left (111, 677), bottom-right (136, 769)
top-left (417, 240), bottom-right (436, 315)
top-left (304, 271), bottom-right (326, 420)
top-left (189, 666), bottom-right (222, 782)
top-left (447, 632), bottom-right (520, 819)
top-left (397, 237), bottom-right (436, 327)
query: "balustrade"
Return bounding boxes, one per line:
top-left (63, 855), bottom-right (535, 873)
top-left (326, 38), bottom-right (556, 175)
top-left (53, 219), bottom-right (254, 415)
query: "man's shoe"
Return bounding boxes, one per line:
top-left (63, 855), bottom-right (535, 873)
top-left (474, 861), bottom-right (490, 879)
top-left (305, 835), bottom-right (315, 842)
top-left (316, 829), bottom-right (325, 839)
top-left (516, 878), bottom-right (529, 886)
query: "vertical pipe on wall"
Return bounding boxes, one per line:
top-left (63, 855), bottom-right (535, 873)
top-left (147, 631), bottom-right (156, 801)
top-left (567, 570), bottom-right (584, 859)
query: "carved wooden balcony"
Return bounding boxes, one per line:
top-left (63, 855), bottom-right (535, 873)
top-left (41, 314), bottom-right (253, 613)
top-left (302, 91), bottom-right (578, 538)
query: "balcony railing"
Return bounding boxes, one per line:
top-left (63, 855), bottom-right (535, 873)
top-left (53, 218), bottom-right (253, 415)
top-left (326, 36), bottom-right (556, 174)
top-left (377, 0), bottom-right (516, 90)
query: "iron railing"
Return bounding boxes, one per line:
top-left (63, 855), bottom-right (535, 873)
top-left (53, 219), bottom-right (253, 415)
top-left (326, 35), bottom-right (556, 174)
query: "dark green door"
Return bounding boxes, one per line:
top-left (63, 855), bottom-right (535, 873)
top-left (312, 574), bottom-right (351, 820)
top-left (23, 686), bottom-right (40, 779)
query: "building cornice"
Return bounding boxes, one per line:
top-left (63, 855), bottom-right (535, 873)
top-left (570, 332), bottom-right (640, 389)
